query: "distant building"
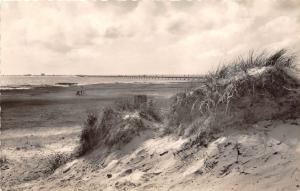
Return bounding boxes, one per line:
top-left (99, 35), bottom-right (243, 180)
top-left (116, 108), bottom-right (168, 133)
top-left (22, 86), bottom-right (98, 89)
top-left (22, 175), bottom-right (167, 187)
top-left (41, 73), bottom-right (45, 76)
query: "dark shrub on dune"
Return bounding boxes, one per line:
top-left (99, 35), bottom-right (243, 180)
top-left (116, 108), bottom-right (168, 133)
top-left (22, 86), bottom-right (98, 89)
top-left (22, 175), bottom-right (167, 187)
top-left (0, 155), bottom-right (8, 167)
top-left (78, 97), bottom-right (162, 156)
top-left (45, 153), bottom-right (69, 174)
top-left (78, 113), bottom-right (99, 156)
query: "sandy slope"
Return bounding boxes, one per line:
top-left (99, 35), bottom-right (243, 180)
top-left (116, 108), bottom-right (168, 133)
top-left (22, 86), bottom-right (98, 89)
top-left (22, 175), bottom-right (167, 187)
top-left (0, 126), bottom-right (81, 190)
top-left (2, 118), bottom-right (299, 191)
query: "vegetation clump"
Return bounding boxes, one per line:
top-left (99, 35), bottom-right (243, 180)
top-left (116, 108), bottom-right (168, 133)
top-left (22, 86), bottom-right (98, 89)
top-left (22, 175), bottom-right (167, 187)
top-left (78, 96), bottom-right (162, 156)
top-left (168, 49), bottom-right (299, 139)
top-left (78, 113), bottom-right (99, 156)
top-left (45, 153), bottom-right (69, 174)
top-left (0, 155), bottom-right (8, 168)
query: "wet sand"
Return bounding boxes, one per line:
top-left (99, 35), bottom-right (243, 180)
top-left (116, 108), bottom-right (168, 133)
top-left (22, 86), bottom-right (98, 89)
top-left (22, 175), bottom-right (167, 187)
top-left (1, 82), bottom-right (193, 130)
top-left (0, 82), bottom-right (197, 190)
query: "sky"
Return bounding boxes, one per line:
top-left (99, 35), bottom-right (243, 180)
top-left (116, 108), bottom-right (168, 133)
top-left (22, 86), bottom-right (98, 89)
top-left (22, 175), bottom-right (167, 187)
top-left (1, 0), bottom-right (300, 75)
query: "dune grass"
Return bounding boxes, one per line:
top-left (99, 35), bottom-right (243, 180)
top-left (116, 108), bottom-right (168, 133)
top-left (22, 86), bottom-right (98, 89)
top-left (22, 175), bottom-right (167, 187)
top-left (78, 96), bottom-right (162, 156)
top-left (0, 155), bottom-right (8, 167)
top-left (168, 49), bottom-right (299, 139)
top-left (211, 49), bottom-right (296, 80)
top-left (78, 112), bottom-right (100, 156)
top-left (77, 49), bottom-right (299, 155)
top-left (196, 49), bottom-right (297, 113)
top-left (45, 153), bottom-right (69, 174)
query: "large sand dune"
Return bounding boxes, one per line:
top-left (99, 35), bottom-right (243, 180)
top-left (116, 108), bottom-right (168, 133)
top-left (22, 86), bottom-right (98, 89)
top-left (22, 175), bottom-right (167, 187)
top-left (1, 118), bottom-right (299, 191)
top-left (1, 51), bottom-right (300, 191)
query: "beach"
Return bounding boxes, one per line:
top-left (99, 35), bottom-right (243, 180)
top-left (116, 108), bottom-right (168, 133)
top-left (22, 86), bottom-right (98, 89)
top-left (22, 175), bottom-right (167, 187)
top-left (1, 60), bottom-right (300, 191)
top-left (1, 82), bottom-right (193, 130)
top-left (0, 82), bottom-right (195, 189)
top-left (2, 0), bottom-right (300, 190)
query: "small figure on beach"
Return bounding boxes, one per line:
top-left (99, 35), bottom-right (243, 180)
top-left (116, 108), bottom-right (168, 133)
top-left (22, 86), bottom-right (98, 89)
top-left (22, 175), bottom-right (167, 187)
top-left (76, 88), bottom-right (85, 96)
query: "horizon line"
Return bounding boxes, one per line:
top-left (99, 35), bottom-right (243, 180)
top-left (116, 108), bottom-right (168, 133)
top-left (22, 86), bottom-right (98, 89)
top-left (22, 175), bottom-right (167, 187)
top-left (1, 74), bottom-right (205, 76)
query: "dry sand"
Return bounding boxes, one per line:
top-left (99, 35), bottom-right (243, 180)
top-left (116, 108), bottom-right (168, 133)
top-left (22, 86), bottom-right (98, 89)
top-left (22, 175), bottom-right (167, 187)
top-left (1, 118), bottom-right (299, 191)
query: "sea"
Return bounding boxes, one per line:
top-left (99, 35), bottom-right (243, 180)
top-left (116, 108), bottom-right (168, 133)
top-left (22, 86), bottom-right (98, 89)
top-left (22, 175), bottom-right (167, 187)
top-left (0, 75), bottom-right (190, 90)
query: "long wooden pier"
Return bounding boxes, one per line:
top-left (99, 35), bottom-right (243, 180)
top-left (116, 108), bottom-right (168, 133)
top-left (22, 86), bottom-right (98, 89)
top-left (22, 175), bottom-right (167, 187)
top-left (77, 75), bottom-right (204, 81)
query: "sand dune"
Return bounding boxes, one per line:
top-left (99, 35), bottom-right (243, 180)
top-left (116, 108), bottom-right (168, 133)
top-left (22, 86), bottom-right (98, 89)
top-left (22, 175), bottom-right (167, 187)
top-left (1, 118), bottom-right (299, 191)
top-left (1, 50), bottom-right (300, 191)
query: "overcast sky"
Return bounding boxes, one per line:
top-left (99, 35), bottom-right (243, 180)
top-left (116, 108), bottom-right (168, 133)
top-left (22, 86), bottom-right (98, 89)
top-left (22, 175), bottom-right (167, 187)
top-left (1, 0), bottom-right (300, 75)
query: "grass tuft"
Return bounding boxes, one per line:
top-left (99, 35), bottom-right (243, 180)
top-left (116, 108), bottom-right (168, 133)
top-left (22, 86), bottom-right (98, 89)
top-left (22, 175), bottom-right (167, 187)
top-left (0, 155), bottom-right (8, 167)
top-left (45, 153), bottom-right (69, 174)
top-left (168, 49), bottom-right (299, 136)
top-left (78, 112), bottom-right (99, 156)
top-left (77, 96), bottom-right (162, 156)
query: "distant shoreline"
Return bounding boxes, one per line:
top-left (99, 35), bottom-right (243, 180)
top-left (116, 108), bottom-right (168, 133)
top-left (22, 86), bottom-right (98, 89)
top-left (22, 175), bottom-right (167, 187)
top-left (1, 75), bottom-right (201, 91)
top-left (1, 74), bottom-right (203, 77)
top-left (0, 81), bottom-right (195, 91)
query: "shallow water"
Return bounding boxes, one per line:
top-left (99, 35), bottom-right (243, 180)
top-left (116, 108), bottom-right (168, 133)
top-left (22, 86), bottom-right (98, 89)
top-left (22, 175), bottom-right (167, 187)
top-left (0, 75), bottom-right (187, 89)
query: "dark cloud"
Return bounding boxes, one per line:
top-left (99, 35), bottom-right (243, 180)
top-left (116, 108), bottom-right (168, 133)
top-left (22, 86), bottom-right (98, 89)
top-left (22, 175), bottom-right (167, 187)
top-left (249, 16), bottom-right (272, 30)
top-left (104, 27), bottom-right (121, 39)
top-left (168, 19), bottom-right (188, 35)
top-left (24, 27), bottom-right (99, 54)
top-left (74, 28), bottom-right (99, 47)
top-left (42, 41), bottom-right (72, 54)
top-left (152, 1), bottom-right (167, 16)
top-left (104, 26), bottom-right (135, 39)
top-left (170, 1), bottom-right (196, 11)
top-left (93, 0), bottom-right (139, 14)
top-left (234, 0), bottom-right (254, 7)
top-left (274, 0), bottom-right (300, 10)
top-left (38, 32), bottom-right (72, 53)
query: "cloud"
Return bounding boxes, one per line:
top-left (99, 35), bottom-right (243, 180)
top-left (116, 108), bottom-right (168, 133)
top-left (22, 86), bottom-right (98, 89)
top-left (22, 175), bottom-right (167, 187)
top-left (1, 0), bottom-right (300, 75)
top-left (104, 27), bottom-right (121, 39)
top-left (274, 0), bottom-right (300, 9)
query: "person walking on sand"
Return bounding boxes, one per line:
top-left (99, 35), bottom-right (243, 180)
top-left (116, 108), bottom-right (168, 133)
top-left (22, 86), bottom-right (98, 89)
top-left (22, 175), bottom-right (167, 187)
top-left (76, 87), bottom-right (85, 96)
